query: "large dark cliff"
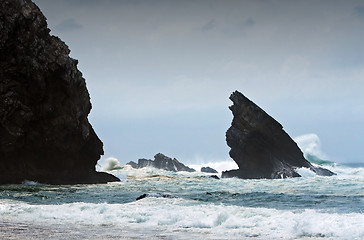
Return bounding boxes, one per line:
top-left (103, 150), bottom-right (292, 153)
top-left (222, 91), bottom-right (335, 179)
top-left (0, 0), bottom-right (119, 184)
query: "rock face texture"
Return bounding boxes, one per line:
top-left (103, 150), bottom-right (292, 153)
top-left (127, 153), bottom-right (196, 172)
top-left (0, 0), bottom-right (119, 184)
top-left (222, 91), bottom-right (335, 179)
top-left (201, 167), bottom-right (218, 173)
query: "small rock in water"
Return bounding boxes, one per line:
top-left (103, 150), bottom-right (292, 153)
top-left (201, 167), bottom-right (218, 173)
top-left (136, 193), bottom-right (176, 201)
top-left (209, 175), bottom-right (220, 180)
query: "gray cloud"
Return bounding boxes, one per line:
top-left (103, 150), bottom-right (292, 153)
top-left (222, 17), bottom-right (255, 38)
top-left (200, 19), bottom-right (217, 32)
top-left (354, 5), bottom-right (364, 17)
top-left (55, 18), bottom-right (83, 32)
top-left (244, 17), bottom-right (255, 27)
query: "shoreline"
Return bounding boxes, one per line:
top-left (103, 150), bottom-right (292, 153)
top-left (0, 221), bottom-right (216, 240)
top-left (0, 220), bottom-right (267, 240)
top-left (0, 221), bottom-right (132, 240)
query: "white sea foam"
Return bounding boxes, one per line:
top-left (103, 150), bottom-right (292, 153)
top-left (108, 164), bottom-right (184, 180)
top-left (99, 157), bottom-right (123, 171)
top-left (21, 180), bottom-right (40, 186)
top-left (1, 198), bottom-right (363, 240)
top-left (329, 164), bottom-right (364, 180)
top-left (188, 160), bottom-right (238, 173)
top-left (295, 167), bottom-right (317, 177)
top-left (295, 161), bottom-right (364, 180)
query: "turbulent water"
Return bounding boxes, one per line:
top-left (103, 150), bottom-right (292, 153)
top-left (1, 161), bottom-right (364, 239)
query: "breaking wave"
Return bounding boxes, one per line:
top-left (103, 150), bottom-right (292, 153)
top-left (1, 197), bottom-right (363, 240)
top-left (100, 157), bottom-right (123, 171)
top-left (294, 133), bottom-right (336, 166)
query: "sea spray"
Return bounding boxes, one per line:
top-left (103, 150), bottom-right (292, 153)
top-left (101, 157), bottom-right (123, 171)
top-left (294, 133), bottom-right (337, 166)
top-left (2, 154), bottom-right (364, 239)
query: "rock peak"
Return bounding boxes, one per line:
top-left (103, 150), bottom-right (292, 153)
top-left (223, 90), bottom-right (335, 179)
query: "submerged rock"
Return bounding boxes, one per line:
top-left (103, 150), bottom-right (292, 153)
top-left (136, 193), bottom-right (176, 201)
top-left (0, 0), bottom-right (119, 184)
top-left (201, 166), bottom-right (218, 173)
top-left (222, 91), bottom-right (335, 179)
top-left (207, 175), bottom-right (220, 180)
top-left (127, 153), bottom-right (196, 172)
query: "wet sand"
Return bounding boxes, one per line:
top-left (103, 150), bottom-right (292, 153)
top-left (0, 221), bottom-right (235, 240)
top-left (0, 221), bottom-right (171, 240)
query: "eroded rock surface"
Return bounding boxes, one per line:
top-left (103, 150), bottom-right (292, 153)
top-left (201, 167), bottom-right (218, 173)
top-left (127, 153), bottom-right (196, 172)
top-left (222, 91), bottom-right (335, 179)
top-left (0, 0), bottom-right (119, 184)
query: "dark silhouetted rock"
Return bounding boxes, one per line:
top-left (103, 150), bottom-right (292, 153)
top-left (201, 166), bottom-right (218, 173)
top-left (136, 192), bottom-right (176, 201)
top-left (196, 175), bottom-right (220, 180)
top-left (137, 158), bottom-right (156, 168)
top-left (127, 153), bottom-right (196, 172)
top-left (126, 161), bottom-right (138, 169)
top-left (0, 0), bottom-right (119, 184)
top-left (222, 91), bottom-right (335, 179)
top-left (208, 175), bottom-right (220, 180)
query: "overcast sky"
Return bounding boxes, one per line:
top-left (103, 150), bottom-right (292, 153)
top-left (33, 0), bottom-right (364, 165)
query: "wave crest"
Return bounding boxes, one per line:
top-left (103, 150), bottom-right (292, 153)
top-left (101, 157), bottom-right (123, 171)
top-left (294, 133), bottom-right (335, 166)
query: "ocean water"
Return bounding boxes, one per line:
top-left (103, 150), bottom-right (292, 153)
top-left (1, 161), bottom-right (364, 240)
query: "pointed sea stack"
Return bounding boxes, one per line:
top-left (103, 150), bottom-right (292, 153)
top-left (222, 91), bottom-right (335, 179)
top-left (0, 0), bottom-right (119, 184)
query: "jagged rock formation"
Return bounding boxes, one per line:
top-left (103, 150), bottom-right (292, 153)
top-left (127, 153), bottom-right (196, 172)
top-left (222, 91), bottom-right (335, 179)
top-left (201, 166), bottom-right (218, 173)
top-left (0, 0), bottom-right (119, 184)
top-left (126, 161), bottom-right (139, 169)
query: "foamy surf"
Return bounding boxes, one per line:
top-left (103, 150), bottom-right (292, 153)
top-left (2, 139), bottom-right (364, 240)
top-left (1, 197), bottom-right (364, 240)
